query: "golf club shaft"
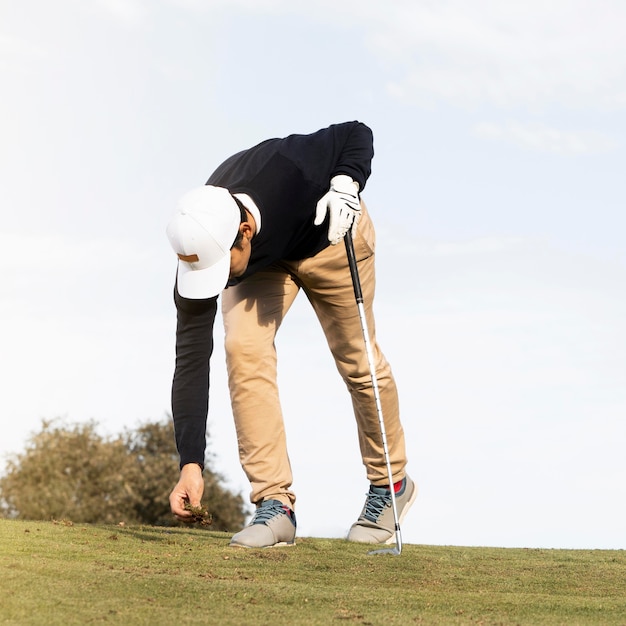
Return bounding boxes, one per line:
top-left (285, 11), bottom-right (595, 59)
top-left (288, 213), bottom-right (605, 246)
top-left (344, 230), bottom-right (402, 554)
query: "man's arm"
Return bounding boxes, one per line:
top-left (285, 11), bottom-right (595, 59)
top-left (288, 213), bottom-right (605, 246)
top-left (311, 122), bottom-right (374, 245)
top-left (328, 121), bottom-right (374, 191)
top-left (169, 286), bottom-right (218, 519)
top-left (281, 121), bottom-right (374, 193)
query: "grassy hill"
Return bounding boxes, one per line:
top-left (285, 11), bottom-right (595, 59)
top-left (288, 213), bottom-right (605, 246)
top-left (1, 519), bottom-right (624, 625)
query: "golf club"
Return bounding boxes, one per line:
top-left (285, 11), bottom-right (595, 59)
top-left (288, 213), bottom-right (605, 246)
top-left (344, 229), bottom-right (402, 556)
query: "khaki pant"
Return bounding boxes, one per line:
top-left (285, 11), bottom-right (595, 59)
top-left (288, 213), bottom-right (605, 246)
top-left (221, 203), bottom-right (407, 509)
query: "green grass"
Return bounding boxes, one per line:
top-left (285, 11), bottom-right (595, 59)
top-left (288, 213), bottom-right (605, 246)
top-left (1, 519), bottom-right (625, 625)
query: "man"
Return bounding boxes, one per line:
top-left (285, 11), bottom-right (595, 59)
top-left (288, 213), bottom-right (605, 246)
top-left (167, 121), bottom-right (416, 548)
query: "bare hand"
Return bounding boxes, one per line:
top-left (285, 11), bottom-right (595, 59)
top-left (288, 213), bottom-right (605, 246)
top-left (169, 463), bottom-right (204, 521)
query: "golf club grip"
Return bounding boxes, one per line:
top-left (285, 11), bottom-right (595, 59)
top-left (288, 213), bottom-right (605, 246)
top-left (344, 230), bottom-right (363, 303)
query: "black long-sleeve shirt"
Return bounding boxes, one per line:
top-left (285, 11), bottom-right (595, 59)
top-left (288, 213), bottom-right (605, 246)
top-left (172, 121), bottom-right (374, 467)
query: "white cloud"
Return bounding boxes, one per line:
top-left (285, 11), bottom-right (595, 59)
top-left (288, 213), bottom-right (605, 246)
top-left (0, 34), bottom-right (47, 73)
top-left (472, 121), bottom-right (618, 154)
top-left (162, 0), bottom-right (626, 110)
top-left (169, 0), bottom-right (285, 10)
top-left (413, 236), bottom-right (529, 257)
top-left (0, 233), bottom-right (149, 274)
top-left (156, 61), bottom-right (195, 81)
top-left (15, 0), bottom-right (623, 111)
top-left (91, 0), bottom-right (149, 27)
top-left (0, 35), bottom-right (46, 59)
top-left (0, 232), bottom-right (163, 322)
top-left (371, 0), bottom-right (626, 109)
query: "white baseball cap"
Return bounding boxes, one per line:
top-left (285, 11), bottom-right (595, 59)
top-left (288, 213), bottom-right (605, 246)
top-left (166, 186), bottom-right (241, 299)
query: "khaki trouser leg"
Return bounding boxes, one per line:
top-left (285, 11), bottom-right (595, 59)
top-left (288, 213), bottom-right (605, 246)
top-left (222, 270), bottom-right (300, 509)
top-left (287, 205), bottom-right (407, 486)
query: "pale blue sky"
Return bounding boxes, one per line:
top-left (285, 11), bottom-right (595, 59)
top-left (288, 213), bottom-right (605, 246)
top-left (1, 0), bottom-right (625, 549)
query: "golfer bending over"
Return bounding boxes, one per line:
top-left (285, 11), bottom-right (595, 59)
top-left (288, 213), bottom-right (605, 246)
top-left (167, 121), bottom-right (416, 548)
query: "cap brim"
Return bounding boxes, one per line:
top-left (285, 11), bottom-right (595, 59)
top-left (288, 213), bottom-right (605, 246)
top-left (176, 251), bottom-right (231, 299)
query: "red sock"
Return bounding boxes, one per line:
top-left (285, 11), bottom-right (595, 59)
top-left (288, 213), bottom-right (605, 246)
top-left (382, 480), bottom-right (403, 493)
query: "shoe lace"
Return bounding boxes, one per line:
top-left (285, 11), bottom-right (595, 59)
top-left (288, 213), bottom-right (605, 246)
top-left (362, 489), bottom-right (391, 523)
top-left (251, 500), bottom-right (291, 525)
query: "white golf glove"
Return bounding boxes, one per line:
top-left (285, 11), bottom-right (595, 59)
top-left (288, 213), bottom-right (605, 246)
top-left (314, 174), bottom-right (361, 245)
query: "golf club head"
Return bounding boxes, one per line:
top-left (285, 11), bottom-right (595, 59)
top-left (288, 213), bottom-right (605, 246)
top-left (367, 546), bottom-right (401, 556)
top-left (367, 528), bottom-right (403, 556)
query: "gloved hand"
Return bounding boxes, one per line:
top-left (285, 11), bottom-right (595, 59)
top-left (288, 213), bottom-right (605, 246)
top-left (314, 174), bottom-right (361, 245)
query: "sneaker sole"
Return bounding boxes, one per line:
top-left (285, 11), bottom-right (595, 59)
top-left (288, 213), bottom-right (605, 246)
top-left (229, 540), bottom-right (296, 549)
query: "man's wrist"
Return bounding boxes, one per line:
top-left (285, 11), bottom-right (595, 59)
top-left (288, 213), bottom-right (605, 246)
top-left (331, 174), bottom-right (360, 194)
top-left (181, 462), bottom-right (204, 473)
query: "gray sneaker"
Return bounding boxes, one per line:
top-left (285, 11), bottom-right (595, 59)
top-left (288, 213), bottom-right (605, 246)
top-left (347, 475), bottom-right (417, 544)
top-left (229, 499), bottom-right (296, 548)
